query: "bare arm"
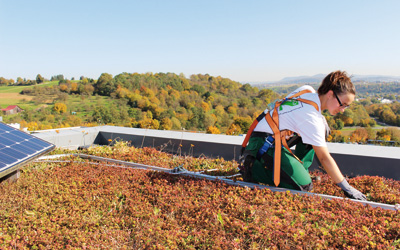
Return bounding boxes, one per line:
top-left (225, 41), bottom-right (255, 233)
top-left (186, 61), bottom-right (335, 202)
top-left (312, 145), bottom-right (344, 184)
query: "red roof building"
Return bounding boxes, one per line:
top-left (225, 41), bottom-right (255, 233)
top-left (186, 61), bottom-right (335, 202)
top-left (1, 105), bottom-right (24, 115)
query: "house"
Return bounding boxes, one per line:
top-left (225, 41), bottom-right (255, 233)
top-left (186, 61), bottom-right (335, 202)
top-left (381, 99), bottom-right (393, 104)
top-left (1, 105), bottom-right (24, 115)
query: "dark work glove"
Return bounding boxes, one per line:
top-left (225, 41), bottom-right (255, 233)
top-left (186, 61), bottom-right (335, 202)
top-left (337, 179), bottom-right (367, 201)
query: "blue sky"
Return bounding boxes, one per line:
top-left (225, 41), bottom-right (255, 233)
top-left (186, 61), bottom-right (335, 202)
top-left (1, 0), bottom-right (399, 83)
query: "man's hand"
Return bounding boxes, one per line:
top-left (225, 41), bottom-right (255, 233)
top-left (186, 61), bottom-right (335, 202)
top-left (337, 178), bottom-right (367, 201)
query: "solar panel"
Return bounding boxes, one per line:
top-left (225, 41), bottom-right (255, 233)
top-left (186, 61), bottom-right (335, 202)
top-left (0, 122), bottom-right (55, 179)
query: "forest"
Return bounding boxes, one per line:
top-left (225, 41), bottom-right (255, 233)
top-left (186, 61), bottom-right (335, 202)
top-left (1, 73), bottom-right (400, 145)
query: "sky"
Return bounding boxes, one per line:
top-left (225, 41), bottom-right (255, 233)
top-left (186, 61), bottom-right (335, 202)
top-left (1, 0), bottom-right (400, 83)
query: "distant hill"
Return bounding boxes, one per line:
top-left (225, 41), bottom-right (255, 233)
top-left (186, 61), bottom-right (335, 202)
top-left (351, 75), bottom-right (400, 83)
top-left (250, 74), bottom-right (400, 86)
top-left (278, 74), bottom-right (325, 84)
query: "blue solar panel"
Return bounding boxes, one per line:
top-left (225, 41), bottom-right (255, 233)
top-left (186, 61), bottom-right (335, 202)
top-left (0, 122), bottom-right (55, 179)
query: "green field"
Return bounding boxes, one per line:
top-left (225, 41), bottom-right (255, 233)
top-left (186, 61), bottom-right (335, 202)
top-left (0, 81), bottom-right (59, 109)
top-left (0, 81), bottom-right (83, 110)
top-left (339, 126), bottom-right (399, 138)
top-left (0, 96), bottom-right (31, 107)
top-left (0, 81), bottom-right (60, 93)
top-left (1, 83), bottom-right (123, 125)
top-left (340, 127), bottom-right (357, 137)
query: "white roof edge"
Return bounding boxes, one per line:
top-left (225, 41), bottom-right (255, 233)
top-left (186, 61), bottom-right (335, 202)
top-left (326, 142), bottom-right (400, 159)
top-left (98, 125), bottom-right (245, 144)
top-left (34, 126), bottom-right (400, 160)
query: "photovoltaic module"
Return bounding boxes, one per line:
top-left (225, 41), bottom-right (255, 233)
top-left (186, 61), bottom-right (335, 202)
top-left (0, 122), bottom-right (55, 179)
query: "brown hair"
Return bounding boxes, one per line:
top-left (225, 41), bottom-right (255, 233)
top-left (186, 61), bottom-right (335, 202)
top-left (317, 70), bottom-right (355, 96)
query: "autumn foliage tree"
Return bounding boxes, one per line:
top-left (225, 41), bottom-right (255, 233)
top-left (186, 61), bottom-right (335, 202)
top-left (225, 123), bottom-right (242, 135)
top-left (328, 130), bottom-right (343, 142)
top-left (336, 109), bottom-right (354, 126)
top-left (350, 128), bottom-right (369, 143)
top-left (78, 72), bottom-right (273, 133)
top-left (0, 77), bottom-right (15, 86)
top-left (160, 118), bottom-right (173, 130)
top-left (206, 126), bottom-right (221, 134)
top-left (53, 103), bottom-right (67, 114)
top-left (366, 102), bottom-right (400, 126)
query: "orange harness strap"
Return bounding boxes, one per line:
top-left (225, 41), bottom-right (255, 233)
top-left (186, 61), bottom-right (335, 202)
top-left (241, 112), bottom-right (268, 155)
top-left (265, 111), bottom-right (281, 186)
top-left (296, 98), bottom-right (319, 111)
top-left (241, 118), bottom-right (260, 149)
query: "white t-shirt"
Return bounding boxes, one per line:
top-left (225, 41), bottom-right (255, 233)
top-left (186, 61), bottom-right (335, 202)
top-left (253, 85), bottom-right (327, 147)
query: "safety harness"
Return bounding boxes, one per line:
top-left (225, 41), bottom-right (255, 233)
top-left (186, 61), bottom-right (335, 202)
top-left (240, 89), bottom-right (319, 187)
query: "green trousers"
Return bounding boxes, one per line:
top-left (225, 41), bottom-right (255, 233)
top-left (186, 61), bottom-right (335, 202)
top-left (244, 136), bottom-right (315, 191)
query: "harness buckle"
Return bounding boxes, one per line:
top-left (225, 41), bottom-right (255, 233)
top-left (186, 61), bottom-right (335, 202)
top-left (256, 135), bottom-right (274, 160)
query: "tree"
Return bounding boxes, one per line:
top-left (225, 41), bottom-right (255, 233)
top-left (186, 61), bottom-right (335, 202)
top-left (191, 84), bottom-right (206, 95)
top-left (381, 109), bottom-right (396, 125)
top-left (138, 118), bottom-right (160, 129)
top-left (70, 82), bottom-right (78, 92)
top-left (203, 113), bottom-right (217, 129)
top-left (350, 128), bottom-right (368, 143)
top-left (225, 123), bottom-right (242, 135)
top-left (258, 88), bottom-right (279, 105)
top-left (376, 128), bottom-right (391, 141)
top-left (336, 109), bottom-right (354, 126)
top-left (328, 130), bottom-right (343, 142)
top-left (95, 73), bottom-right (114, 96)
top-left (233, 116), bottom-right (252, 133)
top-left (51, 74), bottom-right (64, 81)
top-left (201, 101), bottom-right (210, 112)
top-left (238, 97), bottom-right (251, 108)
top-left (334, 119), bottom-right (344, 130)
top-left (227, 105), bottom-right (237, 115)
top-left (187, 107), bottom-right (205, 130)
top-left (83, 84), bottom-right (95, 96)
top-left (36, 74), bottom-right (44, 84)
top-left (16, 77), bottom-right (24, 85)
top-left (365, 127), bottom-right (376, 141)
top-left (206, 126), bottom-right (221, 134)
top-left (53, 103), bottom-right (67, 114)
top-left (171, 117), bottom-right (182, 130)
top-left (0, 77), bottom-right (11, 86)
top-left (92, 106), bottom-right (113, 124)
top-left (240, 83), bottom-right (256, 93)
top-left (351, 104), bottom-right (370, 126)
top-left (160, 118), bottom-right (173, 130)
top-left (115, 86), bottom-right (131, 98)
top-left (59, 84), bottom-right (68, 92)
top-left (387, 127), bottom-right (400, 142)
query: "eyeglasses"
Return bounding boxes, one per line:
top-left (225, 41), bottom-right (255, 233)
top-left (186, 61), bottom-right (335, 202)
top-left (333, 92), bottom-right (350, 109)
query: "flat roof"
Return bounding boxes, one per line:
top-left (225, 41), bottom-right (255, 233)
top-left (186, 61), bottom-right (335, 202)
top-left (99, 125), bottom-right (245, 145)
top-left (36, 125), bottom-right (400, 160)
